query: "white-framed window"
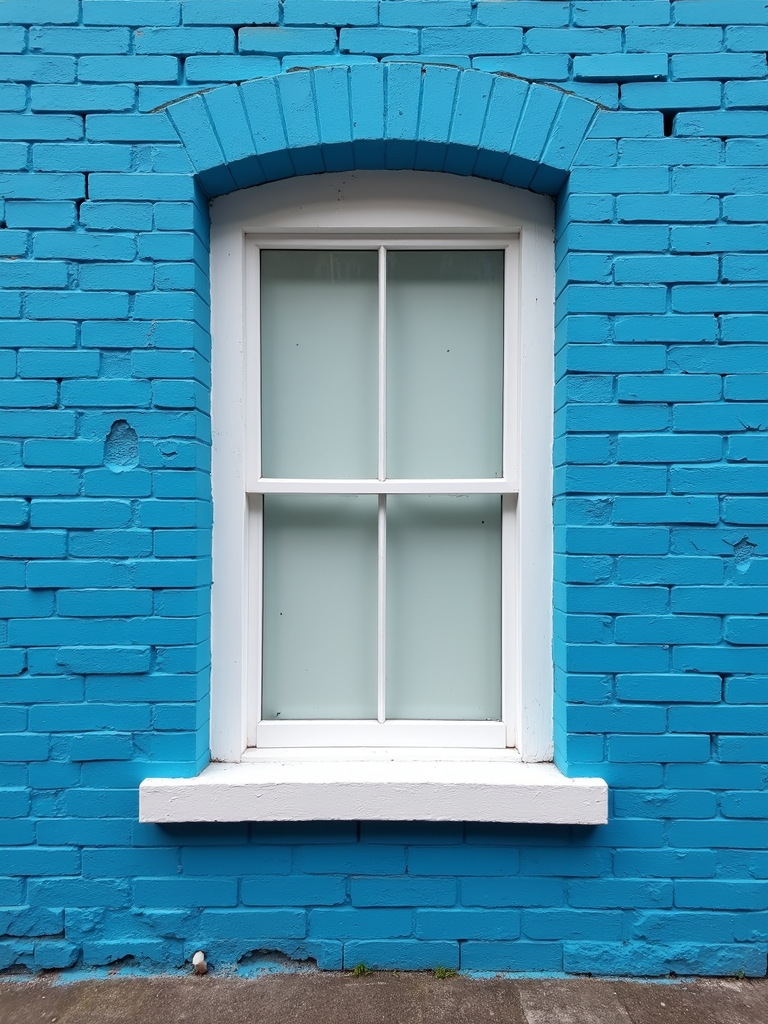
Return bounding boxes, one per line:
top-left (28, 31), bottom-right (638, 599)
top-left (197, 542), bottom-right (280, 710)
top-left (140, 172), bottom-right (608, 824)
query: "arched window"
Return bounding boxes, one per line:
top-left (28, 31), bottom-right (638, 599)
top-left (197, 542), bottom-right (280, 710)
top-left (141, 171), bottom-right (607, 825)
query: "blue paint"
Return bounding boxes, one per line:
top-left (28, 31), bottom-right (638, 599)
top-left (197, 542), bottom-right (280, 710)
top-left (0, 2), bottom-right (766, 980)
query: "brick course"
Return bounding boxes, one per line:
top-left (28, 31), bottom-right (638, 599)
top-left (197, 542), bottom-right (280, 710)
top-left (0, 0), bottom-right (766, 979)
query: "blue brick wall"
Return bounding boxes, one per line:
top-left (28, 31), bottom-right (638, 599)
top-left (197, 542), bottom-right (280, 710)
top-left (1, 0), bottom-right (767, 978)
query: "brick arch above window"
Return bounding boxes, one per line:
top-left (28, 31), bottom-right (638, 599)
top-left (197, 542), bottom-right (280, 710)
top-left (159, 64), bottom-right (601, 198)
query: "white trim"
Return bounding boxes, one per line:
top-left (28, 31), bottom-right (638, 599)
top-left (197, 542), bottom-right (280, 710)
top-left (501, 492), bottom-right (517, 749)
top-left (256, 720), bottom-right (505, 748)
top-left (245, 495), bottom-right (262, 749)
top-left (517, 213), bottom-right (556, 761)
top-left (206, 172), bottom-right (562, 812)
top-left (140, 756), bottom-right (607, 825)
top-left (376, 493), bottom-right (386, 725)
top-left (209, 215), bottom-right (248, 762)
top-left (377, 245), bottom-right (387, 483)
top-left (250, 478), bottom-right (516, 494)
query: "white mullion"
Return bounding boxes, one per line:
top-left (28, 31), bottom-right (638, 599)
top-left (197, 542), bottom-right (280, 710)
top-left (377, 246), bottom-right (387, 724)
top-left (378, 245), bottom-right (387, 482)
top-left (377, 493), bottom-right (387, 725)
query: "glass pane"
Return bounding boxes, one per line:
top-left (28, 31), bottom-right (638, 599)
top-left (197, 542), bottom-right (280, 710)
top-left (386, 494), bottom-right (501, 720)
top-left (262, 495), bottom-right (378, 719)
top-left (386, 250), bottom-right (504, 479)
top-left (261, 250), bottom-right (378, 478)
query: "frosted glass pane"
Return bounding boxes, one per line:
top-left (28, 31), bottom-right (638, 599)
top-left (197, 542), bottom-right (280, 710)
top-left (262, 495), bottom-right (378, 719)
top-left (261, 250), bottom-right (378, 478)
top-left (386, 250), bottom-right (504, 479)
top-left (386, 495), bottom-right (501, 720)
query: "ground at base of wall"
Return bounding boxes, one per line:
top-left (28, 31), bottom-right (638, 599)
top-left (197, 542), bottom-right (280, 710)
top-left (1, 973), bottom-right (767, 1024)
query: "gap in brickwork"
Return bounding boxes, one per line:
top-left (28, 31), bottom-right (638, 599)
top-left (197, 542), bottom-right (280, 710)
top-left (662, 111), bottom-right (677, 137)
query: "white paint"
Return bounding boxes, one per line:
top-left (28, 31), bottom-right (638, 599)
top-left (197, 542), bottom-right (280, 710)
top-left (186, 171), bottom-right (592, 823)
top-left (210, 171), bottom-right (557, 758)
top-left (250, 478), bottom-right (518, 494)
top-left (140, 754), bottom-right (607, 824)
top-left (255, 720), bottom-right (505, 748)
top-left (377, 492), bottom-right (386, 726)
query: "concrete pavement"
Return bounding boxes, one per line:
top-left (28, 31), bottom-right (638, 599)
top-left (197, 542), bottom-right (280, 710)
top-left (1, 972), bottom-right (767, 1024)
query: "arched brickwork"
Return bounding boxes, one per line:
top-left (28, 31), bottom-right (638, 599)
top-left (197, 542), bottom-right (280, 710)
top-left (161, 64), bottom-right (600, 198)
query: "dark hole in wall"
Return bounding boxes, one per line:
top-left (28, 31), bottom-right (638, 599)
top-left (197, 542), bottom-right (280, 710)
top-left (662, 111), bottom-right (677, 138)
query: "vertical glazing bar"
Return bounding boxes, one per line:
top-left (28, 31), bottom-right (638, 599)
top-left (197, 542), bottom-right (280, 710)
top-left (377, 246), bottom-right (387, 723)
top-left (377, 493), bottom-right (387, 724)
top-left (378, 245), bottom-right (387, 482)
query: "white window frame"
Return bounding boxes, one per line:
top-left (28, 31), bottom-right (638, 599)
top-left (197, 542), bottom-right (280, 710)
top-left (139, 172), bottom-right (608, 824)
top-left (249, 237), bottom-right (514, 751)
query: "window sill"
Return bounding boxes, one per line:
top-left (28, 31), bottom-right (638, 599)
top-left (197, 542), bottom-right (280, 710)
top-left (139, 749), bottom-right (607, 824)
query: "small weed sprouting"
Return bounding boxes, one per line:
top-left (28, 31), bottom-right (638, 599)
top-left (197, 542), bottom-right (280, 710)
top-left (352, 963), bottom-right (370, 977)
top-left (434, 966), bottom-right (458, 979)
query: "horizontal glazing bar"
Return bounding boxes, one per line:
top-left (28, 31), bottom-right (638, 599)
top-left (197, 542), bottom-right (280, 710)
top-left (249, 479), bottom-right (517, 495)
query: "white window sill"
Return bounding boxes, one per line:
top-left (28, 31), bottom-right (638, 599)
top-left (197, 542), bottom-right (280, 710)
top-left (139, 749), bottom-right (607, 824)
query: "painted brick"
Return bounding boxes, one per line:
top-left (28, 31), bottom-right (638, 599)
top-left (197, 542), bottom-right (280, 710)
top-left (201, 908), bottom-right (305, 938)
top-left (134, 28), bottom-right (234, 55)
top-left (462, 940), bottom-right (562, 972)
top-left (239, 28), bottom-right (336, 54)
top-left (676, 1), bottom-right (768, 24)
top-left (422, 29), bottom-right (523, 54)
top-left (621, 81), bottom-right (721, 112)
top-left (134, 877), bottom-right (236, 907)
top-left (474, 54), bottom-right (569, 80)
top-left (476, 3), bottom-right (568, 27)
top-left (522, 909), bottom-right (622, 941)
top-left (380, 2), bottom-right (470, 27)
top-left (415, 908), bottom-right (520, 940)
top-left (243, 875), bottom-right (346, 906)
top-left (29, 28), bottom-right (130, 55)
top-left (344, 939), bottom-right (458, 970)
top-left (0, 8), bottom-right (766, 981)
top-left (5, 201), bottom-right (76, 228)
top-left (618, 194), bottom-right (718, 223)
top-left (83, 2), bottom-right (181, 26)
top-left (184, 56), bottom-right (279, 82)
top-left (77, 57), bottom-right (180, 83)
top-left (574, 55), bottom-right (667, 82)
top-left (461, 877), bottom-right (564, 908)
top-left (31, 85), bottom-right (135, 114)
top-left (182, 0), bottom-right (279, 24)
top-left (725, 81), bottom-right (768, 109)
top-left (1, 0), bottom-right (79, 23)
